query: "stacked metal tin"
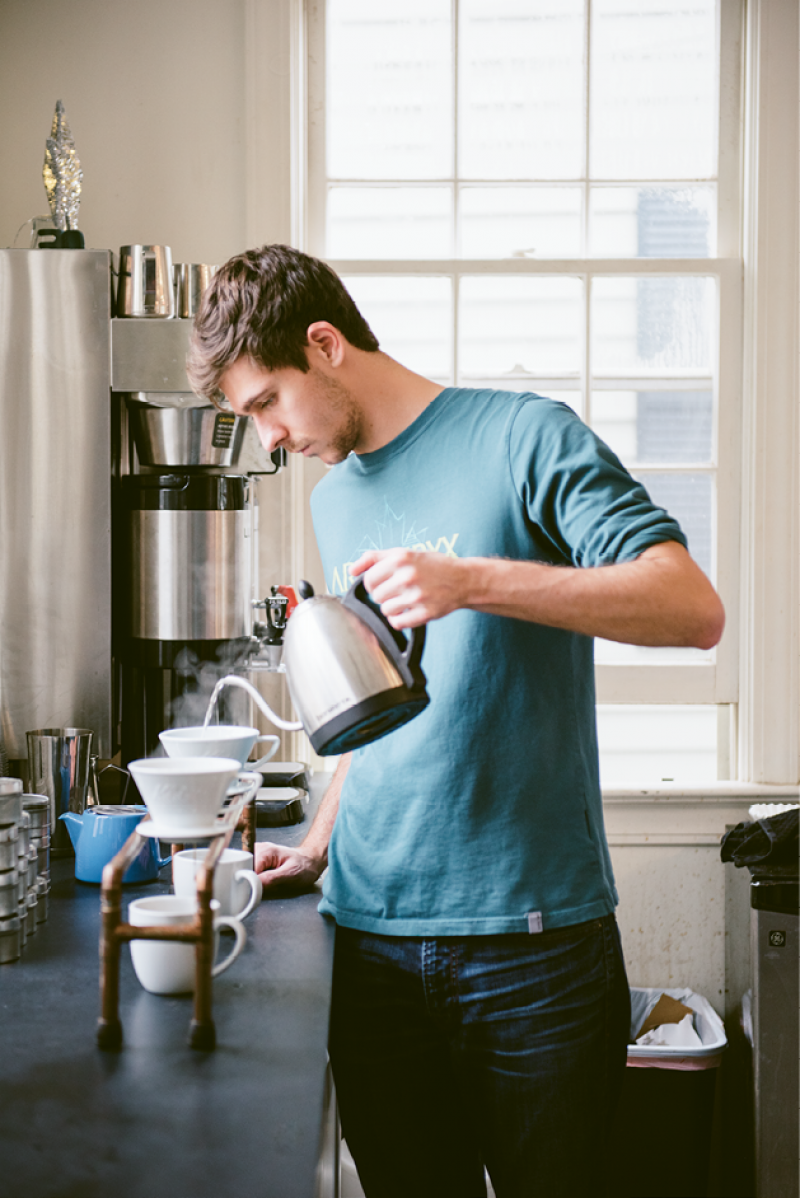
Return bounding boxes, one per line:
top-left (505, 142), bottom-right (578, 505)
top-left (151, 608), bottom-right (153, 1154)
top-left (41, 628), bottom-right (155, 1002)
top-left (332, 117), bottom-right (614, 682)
top-left (0, 779), bottom-right (50, 964)
top-left (0, 780), bottom-right (23, 963)
top-left (24, 795), bottom-right (50, 928)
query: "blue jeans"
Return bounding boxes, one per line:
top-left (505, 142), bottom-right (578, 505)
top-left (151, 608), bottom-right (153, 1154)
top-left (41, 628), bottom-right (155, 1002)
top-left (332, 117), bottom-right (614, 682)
top-left (328, 916), bottom-right (630, 1198)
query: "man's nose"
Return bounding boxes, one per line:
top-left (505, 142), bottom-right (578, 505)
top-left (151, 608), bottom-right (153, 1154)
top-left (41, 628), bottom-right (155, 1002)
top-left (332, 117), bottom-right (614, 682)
top-left (252, 415), bottom-right (286, 455)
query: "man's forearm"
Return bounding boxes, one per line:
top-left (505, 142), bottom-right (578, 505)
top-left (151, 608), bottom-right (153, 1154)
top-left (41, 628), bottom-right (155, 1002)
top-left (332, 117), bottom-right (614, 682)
top-left (356, 541), bottom-right (725, 649)
top-left (461, 542), bottom-right (724, 648)
top-left (300, 752), bottom-right (350, 869)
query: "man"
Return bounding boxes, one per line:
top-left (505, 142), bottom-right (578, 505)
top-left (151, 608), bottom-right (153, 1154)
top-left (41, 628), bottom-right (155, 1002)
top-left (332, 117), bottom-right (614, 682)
top-left (188, 245), bottom-right (724, 1198)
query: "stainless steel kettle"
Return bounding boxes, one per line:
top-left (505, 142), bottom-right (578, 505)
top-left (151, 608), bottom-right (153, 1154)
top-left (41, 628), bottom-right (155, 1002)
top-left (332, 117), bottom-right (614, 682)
top-left (282, 580), bottom-right (429, 756)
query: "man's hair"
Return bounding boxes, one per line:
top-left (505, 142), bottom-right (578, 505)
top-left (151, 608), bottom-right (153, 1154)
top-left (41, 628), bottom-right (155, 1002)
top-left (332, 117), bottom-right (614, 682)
top-left (186, 244), bottom-right (379, 402)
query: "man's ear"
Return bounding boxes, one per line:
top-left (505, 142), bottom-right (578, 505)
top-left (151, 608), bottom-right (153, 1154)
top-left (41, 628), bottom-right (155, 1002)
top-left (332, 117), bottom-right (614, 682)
top-left (306, 321), bottom-right (346, 367)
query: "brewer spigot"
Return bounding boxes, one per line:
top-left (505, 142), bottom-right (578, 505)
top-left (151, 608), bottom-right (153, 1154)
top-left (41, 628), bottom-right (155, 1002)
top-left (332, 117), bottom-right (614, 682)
top-left (246, 585), bottom-right (297, 671)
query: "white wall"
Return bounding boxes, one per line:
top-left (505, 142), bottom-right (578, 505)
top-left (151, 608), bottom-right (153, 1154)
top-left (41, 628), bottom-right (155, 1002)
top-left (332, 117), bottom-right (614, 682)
top-left (0, 0), bottom-right (257, 262)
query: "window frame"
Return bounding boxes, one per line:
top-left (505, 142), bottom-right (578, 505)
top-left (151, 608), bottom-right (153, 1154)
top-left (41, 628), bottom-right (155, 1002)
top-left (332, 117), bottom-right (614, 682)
top-left (305, 0), bottom-right (744, 707)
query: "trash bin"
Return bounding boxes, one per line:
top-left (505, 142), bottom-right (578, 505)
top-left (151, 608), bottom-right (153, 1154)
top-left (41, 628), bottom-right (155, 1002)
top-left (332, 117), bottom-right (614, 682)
top-left (607, 987), bottom-right (727, 1198)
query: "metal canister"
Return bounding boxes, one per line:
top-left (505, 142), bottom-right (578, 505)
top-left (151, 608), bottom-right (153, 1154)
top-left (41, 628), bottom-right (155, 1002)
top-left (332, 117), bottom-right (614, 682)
top-left (26, 889), bottom-right (37, 936)
top-left (17, 891), bottom-right (27, 948)
top-left (21, 795), bottom-right (49, 835)
top-left (0, 778), bottom-right (22, 827)
top-left (0, 914), bottom-right (21, 964)
top-left (0, 823), bottom-right (18, 872)
top-left (26, 844), bottom-right (37, 889)
top-left (25, 794), bottom-right (51, 889)
top-left (0, 868), bottom-right (20, 918)
top-left (35, 875), bottom-right (49, 924)
top-left (34, 838), bottom-right (49, 880)
top-left (16, 810), bottom-right (29, 862)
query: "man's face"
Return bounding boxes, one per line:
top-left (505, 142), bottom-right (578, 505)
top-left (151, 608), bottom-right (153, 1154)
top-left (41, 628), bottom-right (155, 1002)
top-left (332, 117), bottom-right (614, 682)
top-left (218, 355), bottom-right (362, 465)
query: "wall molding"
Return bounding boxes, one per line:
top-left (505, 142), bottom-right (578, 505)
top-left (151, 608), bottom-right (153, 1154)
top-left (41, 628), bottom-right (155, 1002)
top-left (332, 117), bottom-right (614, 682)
top-left (738, 0), bottom-right (800, 782)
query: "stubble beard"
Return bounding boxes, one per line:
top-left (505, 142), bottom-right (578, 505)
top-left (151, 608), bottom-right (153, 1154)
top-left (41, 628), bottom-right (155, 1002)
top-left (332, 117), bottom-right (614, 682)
top-left (312, 370), bottom-right (363, 463)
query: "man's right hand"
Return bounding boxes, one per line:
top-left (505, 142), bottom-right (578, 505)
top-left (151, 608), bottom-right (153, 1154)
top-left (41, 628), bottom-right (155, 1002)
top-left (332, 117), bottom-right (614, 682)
top-left (254, 841), bottom-right (325, 892)
top-left (253, 753), bottom-right (350, 895)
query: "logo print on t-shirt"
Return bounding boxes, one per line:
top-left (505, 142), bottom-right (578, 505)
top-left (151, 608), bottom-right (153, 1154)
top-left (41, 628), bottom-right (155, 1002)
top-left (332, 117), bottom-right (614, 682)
top-left (328, 499), bottom-right (460, 594)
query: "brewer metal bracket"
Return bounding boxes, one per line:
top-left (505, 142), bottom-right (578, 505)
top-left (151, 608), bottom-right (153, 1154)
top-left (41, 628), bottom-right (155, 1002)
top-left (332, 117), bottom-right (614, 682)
top-left (96, 795), bottom-right (256, 1052)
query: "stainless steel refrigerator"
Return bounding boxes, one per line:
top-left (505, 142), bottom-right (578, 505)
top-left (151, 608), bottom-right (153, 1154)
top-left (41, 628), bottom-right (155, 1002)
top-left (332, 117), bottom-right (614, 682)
top-left (0, 249), bottom-right (113, 767)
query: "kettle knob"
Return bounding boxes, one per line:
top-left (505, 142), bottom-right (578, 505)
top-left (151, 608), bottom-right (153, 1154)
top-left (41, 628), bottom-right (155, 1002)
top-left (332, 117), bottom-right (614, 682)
top-left (298, 580), bottom-right (315, 601)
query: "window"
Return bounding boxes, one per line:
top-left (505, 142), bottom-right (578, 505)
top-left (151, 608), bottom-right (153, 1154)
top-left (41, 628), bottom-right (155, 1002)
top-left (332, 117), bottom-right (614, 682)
top-left (305, 0), bottom-right (746, 769)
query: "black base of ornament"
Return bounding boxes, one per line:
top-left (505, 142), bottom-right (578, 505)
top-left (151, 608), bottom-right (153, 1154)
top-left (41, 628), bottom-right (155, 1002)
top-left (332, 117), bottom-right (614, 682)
top-left (37, 229), bottom-right (85, 249)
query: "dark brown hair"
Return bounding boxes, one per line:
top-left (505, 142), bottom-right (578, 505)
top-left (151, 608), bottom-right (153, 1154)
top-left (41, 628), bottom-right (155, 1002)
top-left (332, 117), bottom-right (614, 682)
top-left (186, 244), bottom-right (379, 402)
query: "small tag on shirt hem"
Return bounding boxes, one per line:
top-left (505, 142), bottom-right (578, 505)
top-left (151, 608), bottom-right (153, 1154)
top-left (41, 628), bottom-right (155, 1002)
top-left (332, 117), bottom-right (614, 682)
top-left (527, 911), bottom-right (543, 934)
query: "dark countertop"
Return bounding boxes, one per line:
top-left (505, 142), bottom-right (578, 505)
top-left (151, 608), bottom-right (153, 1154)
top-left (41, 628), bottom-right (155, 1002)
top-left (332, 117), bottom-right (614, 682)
top-left (0, 777), bottom-right (335, 1198)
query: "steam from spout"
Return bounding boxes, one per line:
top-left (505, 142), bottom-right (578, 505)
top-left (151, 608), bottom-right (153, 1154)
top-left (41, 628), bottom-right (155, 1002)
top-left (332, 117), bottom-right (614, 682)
top-left (204, 675), bottom-right (304, 732)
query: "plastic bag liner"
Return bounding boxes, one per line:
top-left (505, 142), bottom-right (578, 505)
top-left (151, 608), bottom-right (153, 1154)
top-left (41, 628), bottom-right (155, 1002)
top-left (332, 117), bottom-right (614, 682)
top-left (627, 987), bottom-right (727, 1070)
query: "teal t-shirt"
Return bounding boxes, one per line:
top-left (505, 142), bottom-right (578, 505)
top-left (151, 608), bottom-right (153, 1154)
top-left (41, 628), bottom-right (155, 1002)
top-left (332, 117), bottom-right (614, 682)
top-left (310, 388), bottom-right (687, 935)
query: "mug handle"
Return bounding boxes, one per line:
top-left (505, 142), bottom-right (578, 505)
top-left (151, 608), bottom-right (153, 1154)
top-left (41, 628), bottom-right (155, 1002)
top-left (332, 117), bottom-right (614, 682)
top-left (211, 915), bottom-right (247, 977)
top-left (233, 868), bottom-right (263, 919)
top-left (250, 734), bottom-right (280, 770)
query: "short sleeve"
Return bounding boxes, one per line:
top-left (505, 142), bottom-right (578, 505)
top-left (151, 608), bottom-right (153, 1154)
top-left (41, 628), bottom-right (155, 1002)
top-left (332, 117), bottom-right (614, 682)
top-left (508, 397), bottom-right (688, 567)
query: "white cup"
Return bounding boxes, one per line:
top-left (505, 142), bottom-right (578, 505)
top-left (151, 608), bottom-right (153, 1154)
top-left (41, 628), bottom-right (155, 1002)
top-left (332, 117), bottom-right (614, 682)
top-left (128, 894), bottom-right (246, 995)
top-left (173, 848), bottom-right (263, 918)
top-left (159, 725), bottom-right (280, 771)
top-left (127, 756), bottom-right (243, 831)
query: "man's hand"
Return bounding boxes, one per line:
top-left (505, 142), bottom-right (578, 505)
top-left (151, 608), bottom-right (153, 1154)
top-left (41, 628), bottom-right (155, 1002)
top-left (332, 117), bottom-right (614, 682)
top-left (251, 756), bottom-right (349, 897)
top-left (351, 549), bottom-right (469, 628)
top-left (253, 841), bottom-right (325, 893)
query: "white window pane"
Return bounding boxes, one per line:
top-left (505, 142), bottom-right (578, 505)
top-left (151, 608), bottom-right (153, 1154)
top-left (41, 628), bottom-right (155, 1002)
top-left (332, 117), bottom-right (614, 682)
top-left (460, 276), bottom-right (583, 375)
top-left (597, 705), bottom-right (717, 787)
top-left (592, 391), bottom-right (713, 465)
top-left (590, 0), bottom-right (717, 180)
top-left (595, 641), bottom-right (713, 664)
top-left (342, 275), bottom-right (452, 377)
top-left (591, 276), bottom-right (715, 373)
top-left (328, 187), bottom-right (453, 257)
top-left (459, 0), bottom-right (585, 179)
top-left (589, 187), bottom-right (716, 257)
top-left (460, 187), bottom-right (582, 257)
top-left (327, 0), bottom-right (453, 179)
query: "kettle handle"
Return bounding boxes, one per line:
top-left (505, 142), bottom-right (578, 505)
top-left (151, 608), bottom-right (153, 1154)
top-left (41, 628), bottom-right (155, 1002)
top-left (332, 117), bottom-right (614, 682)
top-left (342, 580), bottom-right (427, 692)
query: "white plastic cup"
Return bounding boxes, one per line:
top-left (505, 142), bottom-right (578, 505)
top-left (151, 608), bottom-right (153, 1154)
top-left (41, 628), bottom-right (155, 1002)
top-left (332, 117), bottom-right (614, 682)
top-left (173, 847), bottom-right (262, 918)
top-left (128, 894), bottom-right (245, 995)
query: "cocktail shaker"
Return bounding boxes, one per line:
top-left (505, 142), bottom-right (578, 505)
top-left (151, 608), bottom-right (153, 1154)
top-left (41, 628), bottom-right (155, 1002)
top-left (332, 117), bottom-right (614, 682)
top-left (117, 245), bottom-right (175, 317)
top-left (26, 728), bottom-right (93, 857)
top-left (174, 263), bottom-right (218, 318)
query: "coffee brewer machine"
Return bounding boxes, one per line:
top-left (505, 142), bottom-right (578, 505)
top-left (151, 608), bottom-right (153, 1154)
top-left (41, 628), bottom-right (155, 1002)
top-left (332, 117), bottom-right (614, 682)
top-left (0, 249), bottom-right (287, 780)
top-left (111, 318), bottom-right (283, 765)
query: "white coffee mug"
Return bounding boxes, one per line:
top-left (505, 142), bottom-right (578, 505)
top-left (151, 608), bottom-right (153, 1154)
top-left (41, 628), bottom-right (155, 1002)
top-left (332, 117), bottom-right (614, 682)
top-left (159, 725), bottom-right (280, 771)
top-left (173, 848), bottom-right (263, 919)
top-left (128, 894), bottom-right (246, 995)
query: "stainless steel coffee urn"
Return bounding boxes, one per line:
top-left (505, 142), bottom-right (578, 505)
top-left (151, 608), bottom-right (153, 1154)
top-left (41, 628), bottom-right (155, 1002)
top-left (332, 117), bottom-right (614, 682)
top-left (111, 318), bottom-right (274, 765)
top-left (118, 470), bottom-right (254, 762)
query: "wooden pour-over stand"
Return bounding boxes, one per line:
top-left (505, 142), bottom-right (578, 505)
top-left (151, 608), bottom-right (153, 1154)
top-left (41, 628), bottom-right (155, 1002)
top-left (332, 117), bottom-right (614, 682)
top-left (96, 796), bottom-right (256, 1052)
